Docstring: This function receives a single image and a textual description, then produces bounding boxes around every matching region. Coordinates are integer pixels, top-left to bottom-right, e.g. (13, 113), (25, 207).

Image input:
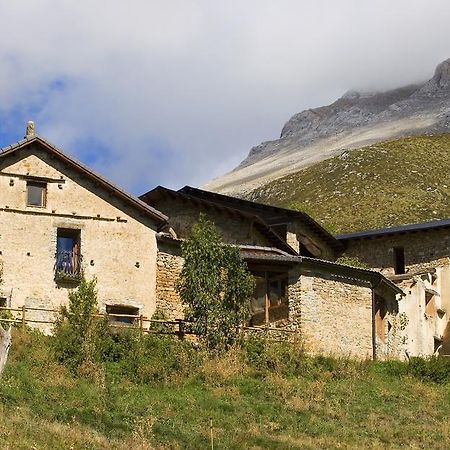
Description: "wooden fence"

(0, 305), (298, 338)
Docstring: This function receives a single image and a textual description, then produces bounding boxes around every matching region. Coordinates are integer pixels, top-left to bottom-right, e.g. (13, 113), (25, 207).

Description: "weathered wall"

(156, 242), (185, 320)
(150, 196), (271, 247)
(287, 223), (336, 261)
(394, 266), (450, 358)
(0, 146), (159, 332)
(296, 272), (373, 359)
(343, 230), (450, 276)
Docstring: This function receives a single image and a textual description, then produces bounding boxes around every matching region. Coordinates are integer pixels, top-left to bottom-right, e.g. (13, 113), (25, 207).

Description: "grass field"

(249, 134), (450, 233)
(1, 329), (450, 449)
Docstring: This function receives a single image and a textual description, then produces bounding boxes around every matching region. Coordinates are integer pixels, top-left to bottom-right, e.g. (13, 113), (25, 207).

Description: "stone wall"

(156, 242), (185, 320)
(343, 229), (450, 276)
(296, 272), (373, 359)
(150, 196), (272, 247)
(0, 145), (159, 333)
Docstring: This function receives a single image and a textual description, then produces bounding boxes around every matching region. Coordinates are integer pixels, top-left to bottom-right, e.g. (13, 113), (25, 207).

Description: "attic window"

(27, 181), (46, 207)
(393, 247), (405, 275)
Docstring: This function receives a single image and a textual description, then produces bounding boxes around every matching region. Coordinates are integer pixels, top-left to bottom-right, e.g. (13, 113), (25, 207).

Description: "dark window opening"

(250, 271), (288, 325)
(27, 181), (46, 207)
(393, 247), (405, 274)
(0, 297), (7, 308)
(106, 305), (139, 325)
(55, 228), (82, 280)
(299, 245), (315, 257)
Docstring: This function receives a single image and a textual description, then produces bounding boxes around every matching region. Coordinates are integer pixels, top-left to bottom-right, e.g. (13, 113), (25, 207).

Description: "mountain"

(204, 58), (450, 196)
(248, 134), (450, 233)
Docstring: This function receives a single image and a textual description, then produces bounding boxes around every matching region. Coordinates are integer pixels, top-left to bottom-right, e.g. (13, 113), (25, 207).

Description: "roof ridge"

(0, 135), (168, 224)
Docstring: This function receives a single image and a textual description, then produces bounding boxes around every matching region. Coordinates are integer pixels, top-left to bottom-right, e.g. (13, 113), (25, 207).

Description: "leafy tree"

(178, 214), (255, 351)
(53, 276), (110, 371)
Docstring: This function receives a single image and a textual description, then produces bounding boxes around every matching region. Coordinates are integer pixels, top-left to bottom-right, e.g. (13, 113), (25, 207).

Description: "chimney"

(25, 121), (35, 138)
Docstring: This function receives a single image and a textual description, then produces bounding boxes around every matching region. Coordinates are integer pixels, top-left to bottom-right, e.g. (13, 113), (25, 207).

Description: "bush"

(52, 277), (111, 372)
(407, 356), (450, 383)
(104, 331), (200, 384)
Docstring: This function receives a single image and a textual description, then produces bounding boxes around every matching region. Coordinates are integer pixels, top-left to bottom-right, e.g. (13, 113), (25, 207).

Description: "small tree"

(0, 262), (12, 377)
(53, 276), (110, 371)
(178, 214), (255, 350)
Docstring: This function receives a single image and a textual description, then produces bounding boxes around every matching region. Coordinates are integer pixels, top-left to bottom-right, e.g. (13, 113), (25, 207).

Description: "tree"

(0, 263), (11, 377)
(178, 214), (255, 350)
(53, 276), (110, 371)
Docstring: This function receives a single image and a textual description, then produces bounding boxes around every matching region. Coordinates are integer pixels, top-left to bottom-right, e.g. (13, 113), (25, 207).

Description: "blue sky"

(0, 1), (449, 196)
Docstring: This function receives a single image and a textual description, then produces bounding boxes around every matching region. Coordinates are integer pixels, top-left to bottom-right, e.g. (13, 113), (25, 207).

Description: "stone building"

(337, 220), (450, 357)
(140, 186), (403, 359)
(0, 128), (167, 332)
(2, 127), (444, 360)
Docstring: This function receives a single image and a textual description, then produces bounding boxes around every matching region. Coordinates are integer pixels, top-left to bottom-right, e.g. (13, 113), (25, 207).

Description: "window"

(393, 247), (405, 274)
(250, 271), (288, 325)
(27, 181), (46, 207)
(55, 228), (81, 281)
(106, 305), (139, 326)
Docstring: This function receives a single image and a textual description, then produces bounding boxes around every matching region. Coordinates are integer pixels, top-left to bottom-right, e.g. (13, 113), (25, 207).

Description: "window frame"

(26, 181), (47, 208)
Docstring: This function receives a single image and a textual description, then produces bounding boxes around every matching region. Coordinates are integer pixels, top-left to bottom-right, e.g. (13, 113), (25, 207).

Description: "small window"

(27, 181), (46, 207)
(393, 247), (405, 274)
(106, 305), (139, 326)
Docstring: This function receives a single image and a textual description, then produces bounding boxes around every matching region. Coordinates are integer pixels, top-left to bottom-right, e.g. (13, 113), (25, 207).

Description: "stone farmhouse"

(1, 125), (449, 359)
(0, 126), (167, 331)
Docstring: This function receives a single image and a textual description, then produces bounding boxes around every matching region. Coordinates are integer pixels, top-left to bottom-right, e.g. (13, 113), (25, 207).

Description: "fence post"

(139, 314), (144, 336)
(176, 319), (185, 340)
(21, 305), (26, 330)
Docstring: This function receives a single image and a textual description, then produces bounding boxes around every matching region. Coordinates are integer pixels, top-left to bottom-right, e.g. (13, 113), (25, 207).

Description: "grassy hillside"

(2, 329), (450, 449)
(249, 134), (450, 233)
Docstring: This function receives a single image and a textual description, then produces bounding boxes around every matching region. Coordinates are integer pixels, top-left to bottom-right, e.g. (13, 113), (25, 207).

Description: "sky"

(0, 1), (449, 195)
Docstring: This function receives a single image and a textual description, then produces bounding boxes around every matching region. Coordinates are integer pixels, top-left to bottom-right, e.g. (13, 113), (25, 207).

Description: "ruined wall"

(296, 272), (373, 359)
(150, 197), (271, 247)
(0, 147), (159, 332)
(156, 242), (185, 320)
(343, 229), (450, 276)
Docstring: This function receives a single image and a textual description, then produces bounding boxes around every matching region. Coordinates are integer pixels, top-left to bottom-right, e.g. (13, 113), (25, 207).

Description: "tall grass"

(1, 329), (450, 449)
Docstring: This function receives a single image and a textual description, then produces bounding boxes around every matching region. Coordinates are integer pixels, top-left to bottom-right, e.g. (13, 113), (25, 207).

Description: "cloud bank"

(0, 0), (449, 194)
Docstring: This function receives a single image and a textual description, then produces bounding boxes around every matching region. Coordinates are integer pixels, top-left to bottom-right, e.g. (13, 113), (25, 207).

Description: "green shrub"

(52, 277), (112, 372)
(104, 331), (200, 384)
(407, 356), (450, 383)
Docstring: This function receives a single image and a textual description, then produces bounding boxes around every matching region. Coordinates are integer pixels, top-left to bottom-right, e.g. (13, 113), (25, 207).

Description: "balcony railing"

(54, 250), (83, 282)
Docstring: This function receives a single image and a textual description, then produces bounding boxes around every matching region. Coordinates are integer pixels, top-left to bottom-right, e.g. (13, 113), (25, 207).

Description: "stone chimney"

(25, 121), (35, 138)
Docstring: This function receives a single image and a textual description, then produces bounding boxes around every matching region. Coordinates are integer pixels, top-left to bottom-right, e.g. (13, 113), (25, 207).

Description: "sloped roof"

(336, 218), (450, 241)
(178, 186), (343, 252)
(0, 136), (168, 225)
(140, 185), (298, 255)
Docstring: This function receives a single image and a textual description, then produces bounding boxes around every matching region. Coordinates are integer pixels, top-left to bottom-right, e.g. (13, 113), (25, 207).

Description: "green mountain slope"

(248, 134), (450, 233)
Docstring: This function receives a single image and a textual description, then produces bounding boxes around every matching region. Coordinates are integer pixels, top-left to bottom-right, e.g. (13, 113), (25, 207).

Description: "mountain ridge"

(205, 58), (450, 196)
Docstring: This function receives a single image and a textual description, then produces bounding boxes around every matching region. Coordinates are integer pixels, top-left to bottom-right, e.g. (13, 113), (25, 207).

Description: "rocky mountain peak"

(432, 58), (450, 87)
(204, 58), (450, 196)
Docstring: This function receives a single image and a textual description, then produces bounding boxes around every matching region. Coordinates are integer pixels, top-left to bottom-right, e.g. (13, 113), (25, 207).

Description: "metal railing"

(54, 251), (82, 282)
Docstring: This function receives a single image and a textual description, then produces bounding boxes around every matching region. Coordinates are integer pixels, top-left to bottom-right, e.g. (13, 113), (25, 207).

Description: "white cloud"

(0, 0), (449, 193)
